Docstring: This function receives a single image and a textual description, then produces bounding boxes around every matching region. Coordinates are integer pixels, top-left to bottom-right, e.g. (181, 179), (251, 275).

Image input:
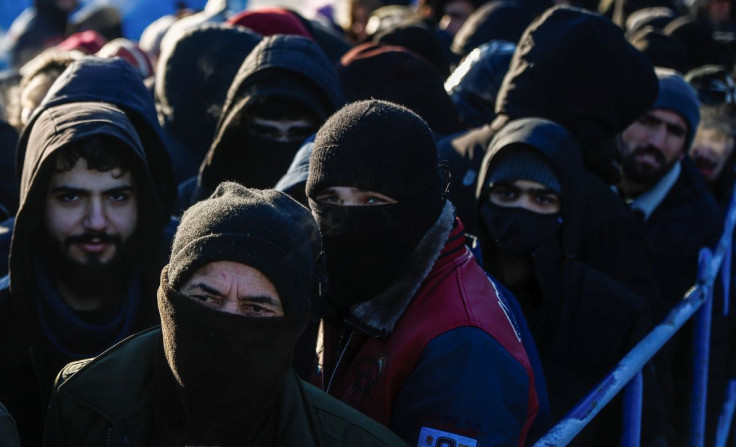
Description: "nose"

(82, 197), (108, 231)
(220, 296), (243, 316)
(647, 125), (667, 149)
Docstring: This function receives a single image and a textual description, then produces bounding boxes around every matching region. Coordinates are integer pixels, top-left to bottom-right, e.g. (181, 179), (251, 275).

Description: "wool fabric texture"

(306, 99), (443, 205)
(486, 146), (561, 194)
(167, 183), (321, 315)
(653, 67), (701, 148)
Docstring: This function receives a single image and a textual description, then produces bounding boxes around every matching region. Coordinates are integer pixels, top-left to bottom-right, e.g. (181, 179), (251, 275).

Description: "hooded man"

(307, 100), (539, 447)
(188, 34), (345, 206)
(0, 102), (165, 447)
(617, 68), (726, 445)
(438, 6), (663, 308)
(44, 183), (407, 447)
(476, 117), (665, 445)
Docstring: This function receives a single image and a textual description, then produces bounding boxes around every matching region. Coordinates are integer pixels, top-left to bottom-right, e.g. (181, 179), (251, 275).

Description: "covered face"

(306, 99), (446, 312)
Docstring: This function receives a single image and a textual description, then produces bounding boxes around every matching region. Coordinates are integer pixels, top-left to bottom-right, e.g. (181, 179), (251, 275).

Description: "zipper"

(326, 330), (354, 393)
(106, 427), (113, 447)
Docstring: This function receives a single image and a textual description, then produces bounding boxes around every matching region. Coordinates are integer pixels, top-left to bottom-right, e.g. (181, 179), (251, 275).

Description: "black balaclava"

(306, 100), (445, 314)
(159, 183), (320, 444)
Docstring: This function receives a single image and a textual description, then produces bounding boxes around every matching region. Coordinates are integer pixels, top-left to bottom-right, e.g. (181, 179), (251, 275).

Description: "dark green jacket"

(44, 328), (408, 447)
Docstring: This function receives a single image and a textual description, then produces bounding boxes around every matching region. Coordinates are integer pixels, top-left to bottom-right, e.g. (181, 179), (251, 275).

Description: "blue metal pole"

(689, 249), (715, 447)
(716, 380), (736, 447)
(621, 371), (643, 447)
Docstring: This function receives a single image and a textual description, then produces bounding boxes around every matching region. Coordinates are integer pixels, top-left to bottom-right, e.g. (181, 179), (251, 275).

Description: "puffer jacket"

(317, 203), (539, 447)
(44, 327), (408, 447)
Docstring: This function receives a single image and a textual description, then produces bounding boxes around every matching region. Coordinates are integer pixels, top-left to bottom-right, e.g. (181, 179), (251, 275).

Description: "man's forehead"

(649, 108), (688, 129)
(48, 157), (134, 189)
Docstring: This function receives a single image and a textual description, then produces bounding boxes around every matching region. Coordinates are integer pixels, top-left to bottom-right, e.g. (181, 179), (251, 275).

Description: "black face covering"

(310, 198), (439, 314)
(478, 202), (562, 258)
(157, 269), (309, 444)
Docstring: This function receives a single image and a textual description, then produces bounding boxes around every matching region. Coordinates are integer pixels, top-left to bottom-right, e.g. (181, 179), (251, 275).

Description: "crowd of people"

(0, 0), (735, 445)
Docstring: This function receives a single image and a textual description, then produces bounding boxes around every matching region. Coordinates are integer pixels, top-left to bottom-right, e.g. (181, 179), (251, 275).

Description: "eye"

(55, 192), (80, 203)
(639, 115), (659, 127)
(364, 195), (390, 205)
(534, 193), (560, 205)
(242, 303), (277, 317)
(315, 192), (342, 205)
(108, 192), (130, 202)
(191, 294), (222, 308)
(489, 185), (518, 202)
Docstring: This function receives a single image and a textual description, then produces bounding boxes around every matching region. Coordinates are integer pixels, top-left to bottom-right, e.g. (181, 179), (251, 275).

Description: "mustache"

(65, 232), (121, 247)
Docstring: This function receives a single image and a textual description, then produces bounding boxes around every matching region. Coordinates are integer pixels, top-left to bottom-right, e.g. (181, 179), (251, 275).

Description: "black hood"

(477, 117), (584, 257)
(197, 35), (345, 194)
(16, 56), (176, 221)
(10, 101), (163, 343)
(155, 23), (261, 183)
(495, 6), (658, 182)
(451, 0), (533, 59)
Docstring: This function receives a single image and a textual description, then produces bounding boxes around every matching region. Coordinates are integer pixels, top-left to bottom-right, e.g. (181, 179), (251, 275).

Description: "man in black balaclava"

(307, 99), (540, 447)
(189, 35), (345, 207)
(44, 182), (407, 446)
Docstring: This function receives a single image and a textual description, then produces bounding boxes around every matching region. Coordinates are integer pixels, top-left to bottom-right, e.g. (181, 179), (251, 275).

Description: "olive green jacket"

(44, 328), (407, 447)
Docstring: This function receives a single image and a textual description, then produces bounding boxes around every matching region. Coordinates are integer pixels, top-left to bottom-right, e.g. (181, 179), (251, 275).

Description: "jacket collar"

(349, 201), (458, 338)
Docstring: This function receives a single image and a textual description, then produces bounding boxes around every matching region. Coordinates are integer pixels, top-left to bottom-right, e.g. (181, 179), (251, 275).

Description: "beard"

(620, 144), (679, 187)
(40, 229), (139, 300)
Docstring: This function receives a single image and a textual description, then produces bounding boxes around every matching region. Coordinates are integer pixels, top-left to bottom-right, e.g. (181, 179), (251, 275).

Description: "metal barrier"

(533, 186), (736, 447)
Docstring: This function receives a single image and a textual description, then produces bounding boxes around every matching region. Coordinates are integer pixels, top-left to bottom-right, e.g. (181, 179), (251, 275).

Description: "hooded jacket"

(6, 0), (70, 69)
(476, 118), (665, 445)
(0, 102), (164, 447)
(437, 7), (663, 307)
(450, 0), (532, 59)
(155, 23), (262, 184)
(192, 35), (345, 203)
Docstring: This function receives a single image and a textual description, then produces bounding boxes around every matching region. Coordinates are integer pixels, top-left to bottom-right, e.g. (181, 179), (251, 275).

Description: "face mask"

(310, 199), (439, 314)
(479, 202), (562, 257)
(158, 269), (308, 441)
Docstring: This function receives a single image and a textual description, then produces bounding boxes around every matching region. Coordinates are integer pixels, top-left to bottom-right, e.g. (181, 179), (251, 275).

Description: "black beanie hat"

(486, 146), (561, 193)
(167, 183), (321, 315)
(451, 0), (533, 59)
(306, 99), (443, 205)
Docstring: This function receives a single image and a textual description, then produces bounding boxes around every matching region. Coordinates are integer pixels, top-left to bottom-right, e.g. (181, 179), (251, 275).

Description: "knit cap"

(167, 183), (321, 315)
(486, 146), (561, 193)
(653, 67), (700, 148)
(306, 99), (443, 206)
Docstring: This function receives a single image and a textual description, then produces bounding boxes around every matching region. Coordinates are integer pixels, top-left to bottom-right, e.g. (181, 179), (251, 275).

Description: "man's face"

(439, 0), (476, 36)
(180, 261), (284, 317)
(44, 157), (138, 266)
(690, 127), (735, 181)
(619, 109), (688, 186)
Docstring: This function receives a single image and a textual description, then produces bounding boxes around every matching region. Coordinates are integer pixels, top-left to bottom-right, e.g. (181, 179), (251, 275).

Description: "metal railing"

(534, 186), (736, 447)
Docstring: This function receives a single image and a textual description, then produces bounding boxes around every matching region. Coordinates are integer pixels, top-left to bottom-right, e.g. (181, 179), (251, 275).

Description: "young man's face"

(690, 127), (735, 181)
(180, 261), (284, 317)
(44, 157), (138, 266)
(619, 109), (688, 186)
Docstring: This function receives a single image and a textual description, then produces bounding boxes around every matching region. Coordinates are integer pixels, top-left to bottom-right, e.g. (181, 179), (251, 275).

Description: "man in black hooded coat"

(5, 0), (77, 69)
(186, 34), (345, 207)
(476, 117), (666, 445)
(438, 6), (664, 308)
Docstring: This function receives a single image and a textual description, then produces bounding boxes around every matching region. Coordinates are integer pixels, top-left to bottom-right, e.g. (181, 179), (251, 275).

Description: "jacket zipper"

(326, 330), (353, 393)
(106, 427), (113, 447)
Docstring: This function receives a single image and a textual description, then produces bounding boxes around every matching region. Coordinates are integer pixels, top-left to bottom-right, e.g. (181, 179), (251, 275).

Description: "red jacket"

(317, 211), (539, 446)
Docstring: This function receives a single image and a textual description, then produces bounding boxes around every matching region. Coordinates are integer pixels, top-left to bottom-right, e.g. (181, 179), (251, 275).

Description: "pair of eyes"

(489, 184), (560, 207)
(637, 115), (686, 139)
(247, 122), (316, 143)
(189, 294), (280, 317)
(52, 191), (134, 204)
(314, 192), (395, 206)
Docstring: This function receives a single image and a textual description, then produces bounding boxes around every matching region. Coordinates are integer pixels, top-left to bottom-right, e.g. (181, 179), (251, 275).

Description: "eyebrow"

(187, 283), (280, 306)
(49, 185), (135, 195)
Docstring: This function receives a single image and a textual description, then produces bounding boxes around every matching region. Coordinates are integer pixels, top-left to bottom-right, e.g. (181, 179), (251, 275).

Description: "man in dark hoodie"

(0, 56), (174, 446)
(476, 117), (665, 445)
(188, 34), (344, 206)
(5, 0), (78, 69)
(44, 183), (407, 447)
(307, 100), (539, 447)
(438, 6), (664, 308)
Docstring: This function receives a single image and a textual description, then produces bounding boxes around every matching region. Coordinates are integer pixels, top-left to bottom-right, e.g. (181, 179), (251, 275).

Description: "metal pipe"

(716, 380), (736, 447)
(621, 371), (643, 447)
(689, 249), (714, 447)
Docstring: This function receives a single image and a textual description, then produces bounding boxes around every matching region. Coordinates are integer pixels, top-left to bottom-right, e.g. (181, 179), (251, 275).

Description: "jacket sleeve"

(389, 326), (532, 447)
(0, 401), (21, 447)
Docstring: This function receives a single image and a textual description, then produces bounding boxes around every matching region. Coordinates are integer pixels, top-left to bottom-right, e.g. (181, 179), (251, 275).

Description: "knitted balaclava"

(159, 183), (320, 443)
(306, 100), (446, 313)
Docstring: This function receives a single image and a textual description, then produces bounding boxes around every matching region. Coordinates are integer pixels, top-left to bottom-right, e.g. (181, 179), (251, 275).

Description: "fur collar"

(349, 201), (456, 338)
